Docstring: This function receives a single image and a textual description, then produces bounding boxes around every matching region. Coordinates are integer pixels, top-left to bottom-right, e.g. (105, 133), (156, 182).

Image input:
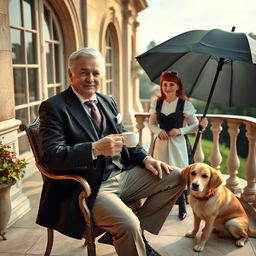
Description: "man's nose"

(85, 73), (94, 81)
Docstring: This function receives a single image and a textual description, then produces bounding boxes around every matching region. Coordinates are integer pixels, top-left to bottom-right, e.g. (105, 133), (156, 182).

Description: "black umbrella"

(136, 27), (256, 157)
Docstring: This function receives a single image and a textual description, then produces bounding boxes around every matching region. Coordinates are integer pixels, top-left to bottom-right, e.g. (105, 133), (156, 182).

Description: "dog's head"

(181, 163), (223, 196)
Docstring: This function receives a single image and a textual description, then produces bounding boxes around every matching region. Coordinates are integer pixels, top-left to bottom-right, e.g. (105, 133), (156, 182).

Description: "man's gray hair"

(68, 48), (105, 74)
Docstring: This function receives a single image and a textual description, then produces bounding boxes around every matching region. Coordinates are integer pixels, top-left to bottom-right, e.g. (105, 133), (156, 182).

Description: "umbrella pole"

(191, 57), (225, 159)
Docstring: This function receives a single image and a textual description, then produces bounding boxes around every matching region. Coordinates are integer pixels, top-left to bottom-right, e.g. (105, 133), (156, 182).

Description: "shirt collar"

(71, 85), (98, 104)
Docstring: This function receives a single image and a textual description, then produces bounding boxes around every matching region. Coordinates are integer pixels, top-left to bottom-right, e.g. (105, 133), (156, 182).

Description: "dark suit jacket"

(36, 86), (149, 239)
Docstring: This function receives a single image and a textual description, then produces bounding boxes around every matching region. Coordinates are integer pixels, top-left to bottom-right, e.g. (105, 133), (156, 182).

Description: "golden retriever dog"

(181, 162), (256, 252)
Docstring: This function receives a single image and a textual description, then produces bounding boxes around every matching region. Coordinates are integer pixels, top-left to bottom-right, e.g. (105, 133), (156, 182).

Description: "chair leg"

(84, 224), (96, 256)
(44, 228), (54, 256)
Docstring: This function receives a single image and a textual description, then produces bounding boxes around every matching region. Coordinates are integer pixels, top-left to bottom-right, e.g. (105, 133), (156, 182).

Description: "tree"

(147, 40), (156, 50)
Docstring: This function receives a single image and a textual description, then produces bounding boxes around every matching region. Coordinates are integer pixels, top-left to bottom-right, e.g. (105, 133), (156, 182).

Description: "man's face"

(68, 56), (102, 99)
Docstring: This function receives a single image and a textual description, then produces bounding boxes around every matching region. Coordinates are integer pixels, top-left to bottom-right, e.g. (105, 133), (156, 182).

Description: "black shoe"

(98, 231), (114, 245)
(142, 234), (161, 256)
(178, 193), (187, 220)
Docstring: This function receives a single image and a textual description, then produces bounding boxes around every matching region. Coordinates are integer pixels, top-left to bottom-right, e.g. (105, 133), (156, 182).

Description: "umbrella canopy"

(136, 28), (256, 157)
(136, 28), (256, 108)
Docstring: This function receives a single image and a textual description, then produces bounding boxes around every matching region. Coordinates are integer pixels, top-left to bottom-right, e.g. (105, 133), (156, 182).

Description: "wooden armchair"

(20, 117), (141, 256)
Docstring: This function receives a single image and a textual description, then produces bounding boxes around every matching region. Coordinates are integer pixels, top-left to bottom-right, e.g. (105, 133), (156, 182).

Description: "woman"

(148, 71), (207, 220)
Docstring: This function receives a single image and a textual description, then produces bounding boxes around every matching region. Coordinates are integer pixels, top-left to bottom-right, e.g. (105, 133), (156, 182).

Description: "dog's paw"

(236, 239), (245, 247)
(193, 244), (205, 252)
(185, 232), (196, 238)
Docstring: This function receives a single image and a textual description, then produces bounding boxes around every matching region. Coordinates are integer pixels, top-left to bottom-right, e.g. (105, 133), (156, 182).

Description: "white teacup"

(122, 132), (139, 148)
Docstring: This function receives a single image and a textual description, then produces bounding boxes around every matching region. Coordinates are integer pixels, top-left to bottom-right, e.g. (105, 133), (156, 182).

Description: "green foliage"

(139, 71), (154, 99)
(0, 144), (27, 185)
(189, 136), (246, 179)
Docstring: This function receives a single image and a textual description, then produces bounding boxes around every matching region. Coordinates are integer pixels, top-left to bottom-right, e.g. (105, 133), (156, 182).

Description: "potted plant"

(0, 143), (27, 240)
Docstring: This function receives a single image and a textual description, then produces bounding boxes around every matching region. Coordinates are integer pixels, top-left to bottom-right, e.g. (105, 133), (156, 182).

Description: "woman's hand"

(199, 117), (208, 131)
(158, 130), (169, 140)
(168, 128), (180, 137)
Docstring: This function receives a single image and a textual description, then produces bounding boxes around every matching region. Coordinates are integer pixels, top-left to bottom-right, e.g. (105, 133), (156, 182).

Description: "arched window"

(43, 3), (64, 97)
(105, 28), (114, 97)
(9, 0), (64, 154)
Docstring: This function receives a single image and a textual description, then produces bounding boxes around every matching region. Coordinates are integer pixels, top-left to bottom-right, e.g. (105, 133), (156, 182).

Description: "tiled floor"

(0, 172), (256, 256)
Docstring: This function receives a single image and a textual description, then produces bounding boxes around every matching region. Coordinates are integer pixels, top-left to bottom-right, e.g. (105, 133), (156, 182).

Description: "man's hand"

(92, 134), (123, 156)
(143, 157), (172, 179)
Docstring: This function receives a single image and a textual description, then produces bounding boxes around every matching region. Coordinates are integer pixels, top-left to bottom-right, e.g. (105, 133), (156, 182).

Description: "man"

(37, 48), (185, 256)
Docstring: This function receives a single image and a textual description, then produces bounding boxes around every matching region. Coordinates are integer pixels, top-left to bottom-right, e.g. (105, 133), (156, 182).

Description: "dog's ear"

(209, 168), (223, 189)
(181, 165), (191, 184)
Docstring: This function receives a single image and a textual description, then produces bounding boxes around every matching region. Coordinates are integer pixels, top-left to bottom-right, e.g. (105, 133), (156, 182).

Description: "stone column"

(0, 1), (30, 226)
(122, 4), (136, 131)
(132, 20), (143, 113)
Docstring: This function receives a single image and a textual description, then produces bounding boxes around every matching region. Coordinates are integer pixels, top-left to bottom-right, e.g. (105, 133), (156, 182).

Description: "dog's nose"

(192, 182), (199, 191)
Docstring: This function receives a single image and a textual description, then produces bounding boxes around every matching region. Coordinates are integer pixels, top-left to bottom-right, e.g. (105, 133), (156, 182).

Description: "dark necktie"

(84, 100), (102, 127)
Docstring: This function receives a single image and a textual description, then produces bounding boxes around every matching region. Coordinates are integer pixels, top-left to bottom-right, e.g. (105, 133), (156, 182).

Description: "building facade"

(0, 0), (147, 224)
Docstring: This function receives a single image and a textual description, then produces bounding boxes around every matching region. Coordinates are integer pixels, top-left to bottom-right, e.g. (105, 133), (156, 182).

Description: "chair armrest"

(36, 162), (93, 224)
(36, 162), (91, 198)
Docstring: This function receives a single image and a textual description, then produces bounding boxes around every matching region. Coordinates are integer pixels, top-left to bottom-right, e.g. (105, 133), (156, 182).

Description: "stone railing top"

(196, 114), (256, 124)
(135, 112), (256, 124)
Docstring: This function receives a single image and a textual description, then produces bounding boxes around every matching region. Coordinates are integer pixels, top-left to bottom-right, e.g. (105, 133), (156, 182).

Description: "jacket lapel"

(65, 87), (99, 141)
(97, 95), (120, 134)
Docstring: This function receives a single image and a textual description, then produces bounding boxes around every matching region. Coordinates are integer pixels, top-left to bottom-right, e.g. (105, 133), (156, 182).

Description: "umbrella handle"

(191, 125), (203, 159)
(191, 57), (225, 160)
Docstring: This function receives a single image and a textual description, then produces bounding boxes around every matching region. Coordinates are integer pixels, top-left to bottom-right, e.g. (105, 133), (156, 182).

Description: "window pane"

(56, 86), (62, 95)
(43, 6), (51, 40)
(47, 87), (55, 97)
(53, 22), (59, 40)
(30, 105), (39, 123)
(9, 0), (22, 27)
(18, 134), (30, 155)
(26, 32), (37, 64)
(28, 68), (39, 102)
(54, 44), (60, 82)
(45, 42), (53, 83)
(13, 68), (27, 105)
(16, 108), (28, 124)
(23, 0), (34, 29)
(11, 29), (25, 64)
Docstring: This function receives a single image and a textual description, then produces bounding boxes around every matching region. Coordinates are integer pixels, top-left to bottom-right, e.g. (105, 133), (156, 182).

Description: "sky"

(137, 0), (256, 54)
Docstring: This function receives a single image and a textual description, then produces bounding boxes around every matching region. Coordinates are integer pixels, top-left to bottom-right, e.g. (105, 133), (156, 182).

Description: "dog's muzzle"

(191, 182), (200, 191)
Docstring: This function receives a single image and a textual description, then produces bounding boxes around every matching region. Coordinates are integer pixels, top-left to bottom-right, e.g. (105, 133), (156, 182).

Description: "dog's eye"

(202, 174), (209, 178)
(191, 171), (196, 176)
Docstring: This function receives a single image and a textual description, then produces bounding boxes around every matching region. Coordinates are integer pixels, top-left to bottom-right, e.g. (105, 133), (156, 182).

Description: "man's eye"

(93, 72), (100, 77)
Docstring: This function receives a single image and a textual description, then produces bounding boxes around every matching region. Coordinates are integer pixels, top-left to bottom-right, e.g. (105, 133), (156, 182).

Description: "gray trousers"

(92, 166), (185, 256)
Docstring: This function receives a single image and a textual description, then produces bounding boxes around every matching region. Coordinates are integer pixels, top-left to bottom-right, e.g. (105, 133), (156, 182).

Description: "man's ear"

(67, 68), (72, 82)
(181, 165), (191, 184)
(209, 168), (223, 190)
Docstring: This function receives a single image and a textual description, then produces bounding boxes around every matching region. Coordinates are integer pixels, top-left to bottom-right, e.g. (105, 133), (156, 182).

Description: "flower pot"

(0, 182), (15, 240)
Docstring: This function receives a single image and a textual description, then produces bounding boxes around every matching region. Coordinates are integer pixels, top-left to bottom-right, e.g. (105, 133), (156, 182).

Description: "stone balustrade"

(134, 112), (256, 210)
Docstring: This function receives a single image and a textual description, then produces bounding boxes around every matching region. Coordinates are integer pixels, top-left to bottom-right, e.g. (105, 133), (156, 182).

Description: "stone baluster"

(148, 131), (155, 156)
(226, 120), (241, 193)
(242, 122), (256, 203)
(135, 114), (146, 145)
(210, 118), (223, 170)
(193, 132), (205, 163)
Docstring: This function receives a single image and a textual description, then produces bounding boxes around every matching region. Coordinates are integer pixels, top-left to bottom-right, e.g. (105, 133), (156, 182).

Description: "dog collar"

(192, 189), (217, 200)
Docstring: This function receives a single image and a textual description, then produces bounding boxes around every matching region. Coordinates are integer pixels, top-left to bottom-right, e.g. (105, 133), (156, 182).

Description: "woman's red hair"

(158, 71), (187, 101)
